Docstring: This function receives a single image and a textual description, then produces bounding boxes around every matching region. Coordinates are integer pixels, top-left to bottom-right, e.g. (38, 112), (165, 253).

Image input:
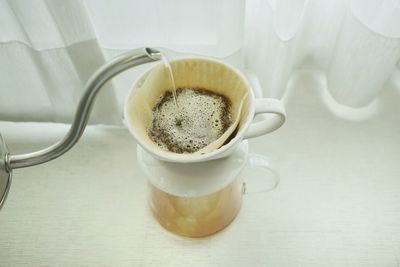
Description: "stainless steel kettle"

(0, 47), (162, 210)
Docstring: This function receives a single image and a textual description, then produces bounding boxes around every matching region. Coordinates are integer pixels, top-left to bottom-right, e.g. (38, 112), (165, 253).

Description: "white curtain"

(0, 0), (120, 124)
(1, 0), (399, 124)
(245, 0), (400, 108)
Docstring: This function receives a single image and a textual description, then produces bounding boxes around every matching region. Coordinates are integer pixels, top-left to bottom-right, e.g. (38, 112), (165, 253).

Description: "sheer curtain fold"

(1, 0), (400, 124)
(0, 0), (119, 124)
(245, 0), (400, 107)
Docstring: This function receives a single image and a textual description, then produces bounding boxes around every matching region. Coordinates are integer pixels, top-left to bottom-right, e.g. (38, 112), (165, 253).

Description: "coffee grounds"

(149, 88), (232, 153)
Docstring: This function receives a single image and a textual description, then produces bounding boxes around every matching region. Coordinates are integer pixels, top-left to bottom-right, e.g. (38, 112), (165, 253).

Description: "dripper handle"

(243, 98), (286, 139)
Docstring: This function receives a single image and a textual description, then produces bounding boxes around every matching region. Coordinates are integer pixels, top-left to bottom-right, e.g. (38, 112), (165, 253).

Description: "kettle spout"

(145, 47), (162, 61)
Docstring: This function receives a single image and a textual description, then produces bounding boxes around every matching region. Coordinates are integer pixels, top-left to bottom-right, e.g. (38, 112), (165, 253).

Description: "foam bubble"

(149, 88), (232, 153)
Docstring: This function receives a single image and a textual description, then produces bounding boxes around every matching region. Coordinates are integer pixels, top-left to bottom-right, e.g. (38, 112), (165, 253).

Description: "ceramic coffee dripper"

(125, 57), (286, 163)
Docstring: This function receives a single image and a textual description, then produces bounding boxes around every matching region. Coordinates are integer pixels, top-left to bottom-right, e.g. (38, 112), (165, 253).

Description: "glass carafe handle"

(242, 153), (279, 194)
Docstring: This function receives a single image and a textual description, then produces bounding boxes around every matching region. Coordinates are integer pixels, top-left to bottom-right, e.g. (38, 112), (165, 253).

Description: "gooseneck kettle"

(0, 47), (162, 210)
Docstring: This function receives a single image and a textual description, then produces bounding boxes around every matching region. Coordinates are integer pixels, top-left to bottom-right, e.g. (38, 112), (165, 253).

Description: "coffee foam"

(149, 88), (232, 153)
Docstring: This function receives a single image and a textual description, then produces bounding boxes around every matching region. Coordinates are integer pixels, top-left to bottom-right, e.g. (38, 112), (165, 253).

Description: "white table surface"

(1, 72), (400, 267)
